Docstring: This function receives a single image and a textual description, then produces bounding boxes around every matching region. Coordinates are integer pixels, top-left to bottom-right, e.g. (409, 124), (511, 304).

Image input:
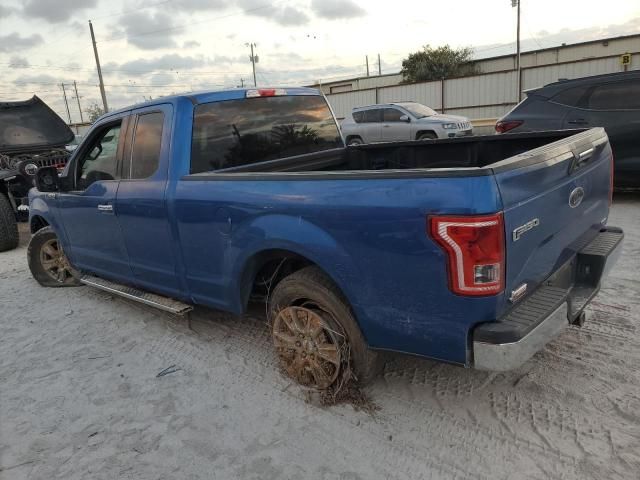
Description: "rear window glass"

(551, 86), (589, 107)
(586, 81), (640, 110)
(191, 95), (341, 173)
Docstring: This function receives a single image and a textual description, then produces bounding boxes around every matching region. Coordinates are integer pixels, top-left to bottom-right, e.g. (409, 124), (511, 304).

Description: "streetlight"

(512, 0), (521, 100)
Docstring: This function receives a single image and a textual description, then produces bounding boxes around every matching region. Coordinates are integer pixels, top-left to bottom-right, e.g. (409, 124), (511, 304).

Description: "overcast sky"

(1, 0), (638, 122)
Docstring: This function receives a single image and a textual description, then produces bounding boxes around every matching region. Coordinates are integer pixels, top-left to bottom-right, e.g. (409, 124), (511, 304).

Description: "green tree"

(85, 102), (105, 123)
(400, 45), (479, 83)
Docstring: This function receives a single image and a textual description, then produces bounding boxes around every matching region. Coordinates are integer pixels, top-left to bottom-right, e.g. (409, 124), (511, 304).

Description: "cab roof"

(101, 87), (321, 120)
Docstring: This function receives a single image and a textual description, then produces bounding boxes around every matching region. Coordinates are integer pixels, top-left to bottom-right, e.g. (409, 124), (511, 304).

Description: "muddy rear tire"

(28, 226), (81, 287)
(268, 266), (382, 389)
(0, 193), (19, 252)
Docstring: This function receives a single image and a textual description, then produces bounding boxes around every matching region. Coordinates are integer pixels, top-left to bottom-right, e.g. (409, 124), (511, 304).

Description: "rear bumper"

(473, 227), (624, 371)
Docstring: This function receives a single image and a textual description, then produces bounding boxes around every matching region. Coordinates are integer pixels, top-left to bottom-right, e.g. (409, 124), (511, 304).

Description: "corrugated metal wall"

(327, 58), (639, 120)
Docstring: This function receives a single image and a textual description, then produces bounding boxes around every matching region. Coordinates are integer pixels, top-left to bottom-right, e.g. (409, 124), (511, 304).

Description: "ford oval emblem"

(569, 187), (585, 208)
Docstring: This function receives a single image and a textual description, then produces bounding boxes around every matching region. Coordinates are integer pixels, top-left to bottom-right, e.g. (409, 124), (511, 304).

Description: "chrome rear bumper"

(473, 227), (623, 371)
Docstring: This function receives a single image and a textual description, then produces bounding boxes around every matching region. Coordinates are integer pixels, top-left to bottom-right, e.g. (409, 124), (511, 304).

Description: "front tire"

(417, 132), (437, 140)
(0, 193), (19, 252)
(346, 137), (364, 146)
(28, 226), (81, 287)
(268, 266), (382, 390)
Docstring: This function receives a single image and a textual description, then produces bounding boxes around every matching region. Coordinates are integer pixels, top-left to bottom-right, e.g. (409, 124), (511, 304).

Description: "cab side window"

(77, 122), (122, 190)
(127, 112), (164, 179)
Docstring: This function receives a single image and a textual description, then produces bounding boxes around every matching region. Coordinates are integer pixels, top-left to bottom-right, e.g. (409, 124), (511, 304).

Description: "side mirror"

(35, 167), (61, 192)
(399, 115), (410, 123)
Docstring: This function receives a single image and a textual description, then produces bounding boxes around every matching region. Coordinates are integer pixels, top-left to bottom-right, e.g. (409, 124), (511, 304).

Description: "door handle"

(382, 124), (391, 128)
(568, 118), (588, 125)
(97, 204), (113, 213)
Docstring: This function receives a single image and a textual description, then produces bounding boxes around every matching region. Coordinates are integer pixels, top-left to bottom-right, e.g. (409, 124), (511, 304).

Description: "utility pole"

(365, 55), (370, 77)
(60, 83), (71, 124)
(246, 43), (258, 87)
(89, 20), (109, 112)
(377, 53), (382, 75)
(512, 0), (521, 100)
(73, 81), (84, 123)
(239, 77), (245, 88)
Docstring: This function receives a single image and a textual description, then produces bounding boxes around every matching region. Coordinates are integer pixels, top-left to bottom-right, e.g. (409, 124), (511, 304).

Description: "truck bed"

(192, 129), (588, 177)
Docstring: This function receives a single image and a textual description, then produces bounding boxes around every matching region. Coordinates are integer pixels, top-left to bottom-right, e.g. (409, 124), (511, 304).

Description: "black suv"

(496, 70), (640, 187)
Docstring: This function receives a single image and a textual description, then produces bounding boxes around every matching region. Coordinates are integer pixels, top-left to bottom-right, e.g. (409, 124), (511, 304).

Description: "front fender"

(229, 214), (363, 313)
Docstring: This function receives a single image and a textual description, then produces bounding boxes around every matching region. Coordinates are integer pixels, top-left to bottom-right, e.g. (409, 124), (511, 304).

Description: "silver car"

(340, 102), (473, 145)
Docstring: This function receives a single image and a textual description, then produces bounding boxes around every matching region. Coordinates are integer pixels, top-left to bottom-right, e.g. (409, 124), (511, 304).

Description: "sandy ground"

(1, 195), (639, 480)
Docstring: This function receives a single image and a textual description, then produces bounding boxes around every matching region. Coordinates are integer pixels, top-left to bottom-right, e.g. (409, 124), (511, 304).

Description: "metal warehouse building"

(311, 34), (640, 124)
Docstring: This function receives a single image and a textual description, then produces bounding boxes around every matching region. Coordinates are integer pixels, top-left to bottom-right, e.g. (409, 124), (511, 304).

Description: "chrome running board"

(80, 275), (193, 316)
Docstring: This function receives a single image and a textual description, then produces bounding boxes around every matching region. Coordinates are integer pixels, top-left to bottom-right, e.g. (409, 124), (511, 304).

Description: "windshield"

(400, 103), (437, 119)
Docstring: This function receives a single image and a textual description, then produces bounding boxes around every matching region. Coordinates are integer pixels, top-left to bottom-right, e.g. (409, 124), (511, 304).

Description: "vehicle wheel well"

(30, 215), (49, 234)
(345, 135), (363, 143)
(416, 130), (437, 139)
(241, 249), (318, 309)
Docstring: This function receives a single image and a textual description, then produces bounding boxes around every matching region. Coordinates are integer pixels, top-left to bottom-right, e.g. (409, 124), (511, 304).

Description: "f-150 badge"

(513, 218), (539, 241)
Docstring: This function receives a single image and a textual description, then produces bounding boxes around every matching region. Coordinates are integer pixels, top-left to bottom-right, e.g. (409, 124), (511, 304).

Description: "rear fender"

(230, 214), (363, 315)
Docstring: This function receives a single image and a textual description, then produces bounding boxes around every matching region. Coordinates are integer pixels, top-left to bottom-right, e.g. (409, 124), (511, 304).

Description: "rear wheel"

(417, 132), (437, 140)
(268, 266), (382, 390)
(0, 193), (19, 252)
(28, 226), (81, 287)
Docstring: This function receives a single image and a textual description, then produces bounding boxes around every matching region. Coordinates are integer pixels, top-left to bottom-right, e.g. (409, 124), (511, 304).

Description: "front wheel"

(268, 266), (382, 390)
(417, 132), (437, 140)
(346, 137), (364, 146)
(28, 226), (81, 287)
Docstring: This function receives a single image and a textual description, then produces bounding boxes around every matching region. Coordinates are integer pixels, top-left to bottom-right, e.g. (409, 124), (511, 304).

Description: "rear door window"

(127, 112), (164, 179)
(191, 95), (341, 173)
(362, 109), (382, 123)
(586, 80), (640, 110)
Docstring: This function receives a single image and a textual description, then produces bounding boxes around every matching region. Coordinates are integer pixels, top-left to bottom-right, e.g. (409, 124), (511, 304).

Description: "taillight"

(429, 213), (505, 296)
(609, 153), (614, 207)
(495, 120), (523, 133)
(246, 88), (287, 98)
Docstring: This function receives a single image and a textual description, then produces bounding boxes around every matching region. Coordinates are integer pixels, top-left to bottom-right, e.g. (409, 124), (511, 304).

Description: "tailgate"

(492, 128), (612, 300)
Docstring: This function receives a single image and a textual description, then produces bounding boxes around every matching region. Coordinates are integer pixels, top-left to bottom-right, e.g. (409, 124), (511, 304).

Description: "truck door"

(57, 117), (133, 281)
(115, 105), (184, 298)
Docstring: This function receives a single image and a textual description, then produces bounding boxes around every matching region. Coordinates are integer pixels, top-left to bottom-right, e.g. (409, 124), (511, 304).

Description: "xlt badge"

(513, 218), (539, 242)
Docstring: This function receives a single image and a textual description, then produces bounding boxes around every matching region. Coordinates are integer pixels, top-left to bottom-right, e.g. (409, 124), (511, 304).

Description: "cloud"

(14, 73), (60, 85)
(0, 5), (16, 18)
(169, 0), (226, 10)
(474, 17), (640, 59)
(9, 56), (30, 68)
(311, 0), (365, 20)
(103, 54), (210, 75)
(0, 33), (44, 52)
(118, 11), (182, 50)
(238, 0), (309, 26)
(183, 40), (201, 48)
(22, 0), (98, 23)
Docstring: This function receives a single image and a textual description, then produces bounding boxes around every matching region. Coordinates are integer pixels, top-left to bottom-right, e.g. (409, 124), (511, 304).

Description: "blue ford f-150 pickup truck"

(27, 87), (623, 390)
